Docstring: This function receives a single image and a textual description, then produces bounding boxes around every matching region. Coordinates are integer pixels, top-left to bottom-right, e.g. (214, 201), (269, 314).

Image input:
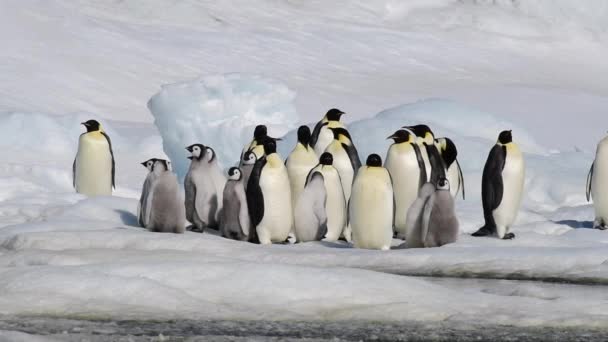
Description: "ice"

(147, 74), (299, 179)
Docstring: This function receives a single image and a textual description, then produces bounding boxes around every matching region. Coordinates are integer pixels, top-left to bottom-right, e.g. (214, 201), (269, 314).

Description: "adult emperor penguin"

(138, 158), (161, 228)
(324, 127), (361, 201)
(310, 108), (346, 156)
(303, 152), (347, 242)
(146, 159), (185, 234)
(472, 130), (525, 239)
(73, 119), (115, 196)
(242, 125), (267, 159)
(239, 151), (256, 192)
(184, 144), (220, 232)
(294, 172), (327, 242)
(385, 129), (427, 239)
(586, 134), (608, 230)
(349, 154), (394, 250)
(286, 125), (318, 209)
(404, 178), (459, 248)
(403, 124), (446, 185)
(246, 140), (293, 244)
(220, 167), (251, 241)
(436, 137), (465, 200)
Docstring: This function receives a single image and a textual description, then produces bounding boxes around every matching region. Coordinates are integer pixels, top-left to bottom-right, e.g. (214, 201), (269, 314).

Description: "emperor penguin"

(404, 178), (459, 248)
(436, 137), (465, 200)
(472, 130), (525, 240)
(385, 129), (427, 239)
(324, 127), (361, 201)
(73, 119), (115, 196)
(220, 167), (251, 241)
(242, 125), (267, 159)
(286, 125), (318, 209)
(138, 158), (160, 228)
(303, 152), (347, 242)
(239, 151), (257, 192)
(310, 108), (346, 156)
(586, 134), (608, 230)
(349, 154), (394, 250)
(403, 124), (446, 185)
(146, 159), (185, 234)
(205, 146), (228, 223)
(246, 140), (293, 244)
(184, 144), (220, 232)
(294, 171), (328, 242)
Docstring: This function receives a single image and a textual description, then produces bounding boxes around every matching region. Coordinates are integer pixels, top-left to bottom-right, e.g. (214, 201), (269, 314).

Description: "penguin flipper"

(426, 144), (446, 185)
(412, 143), (427, 187)
(101, 132), (116, 189)
(342, 143), (362, 174)
(246, 156), (266, 243)
(237, 185), (251, 238)
(456, 158), (465, 200)
(72, 158), (76, 189)
(586, 162), (594, 202)
(310, 120), (326, 148)
(480, 145), (506, 232)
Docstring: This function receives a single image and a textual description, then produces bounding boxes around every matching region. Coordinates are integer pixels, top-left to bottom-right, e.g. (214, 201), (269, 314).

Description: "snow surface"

(1, 0), (608, 331)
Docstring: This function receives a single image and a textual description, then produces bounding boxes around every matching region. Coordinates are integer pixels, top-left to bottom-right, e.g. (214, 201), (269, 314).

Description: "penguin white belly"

(385, 144), (420, 238)
(287, 149), (318, 208)
(350, 169), (393, 250)
(258, 166), (293, 243)
(446, 164), (461, 198)
(591, 147), (608, 223)
(75, 135), (113, 196)
(326, 145), (354, 201)
(492, 151), (525, 237)
(314, 127), (334, 156)
(322, 168), (347, 241)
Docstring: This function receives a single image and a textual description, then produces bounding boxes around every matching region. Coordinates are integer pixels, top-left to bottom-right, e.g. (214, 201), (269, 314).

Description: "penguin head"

(325, 108), (345, 121)
(366, 154), (382, 167)
(153, 159), (170, 172)
(242, 151), (257, 165)
(297, 125), (312, 147)
(228, 167), (242, 181)
(387, 129), (413, 144)
(205, 146), (216, 163)
(436, 137), (457, 168)
(81, 119), (102, 133)
(329, 127), (352, 144)
(436, 177), (450, 191)
(141, 159), (156, 171)
(319, 152), (333, 166)
(498, 130), (513, 145)
(253, 125), (268, 140)
(186, 144), (206, 160)
(263, 140), (277, 155)
(403, 125), (434, 143)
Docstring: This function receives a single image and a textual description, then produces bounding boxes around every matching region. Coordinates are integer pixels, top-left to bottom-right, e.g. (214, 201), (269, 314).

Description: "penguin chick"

(294, 171), (328, 242)
(220, 167), (251, 241)
(147, 160), (185, 234)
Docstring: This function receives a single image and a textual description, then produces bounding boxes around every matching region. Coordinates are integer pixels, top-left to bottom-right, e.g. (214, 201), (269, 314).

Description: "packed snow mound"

(148, 74), (299, 179)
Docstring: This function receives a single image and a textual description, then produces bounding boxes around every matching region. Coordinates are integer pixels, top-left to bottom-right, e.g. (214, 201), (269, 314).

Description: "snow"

(1, 0), (608, 334)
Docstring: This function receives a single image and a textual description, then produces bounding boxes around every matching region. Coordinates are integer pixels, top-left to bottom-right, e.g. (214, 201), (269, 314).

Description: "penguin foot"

(596, 225), (607, 231)
(502, 233), (516, 240)
(471, 226), (493, 237)
(286, 233), (297, 244)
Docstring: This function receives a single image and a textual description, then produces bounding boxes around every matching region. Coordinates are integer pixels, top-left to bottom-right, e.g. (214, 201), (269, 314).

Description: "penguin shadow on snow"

(553, 220), (595, 229)
(114, 209), (139, 227)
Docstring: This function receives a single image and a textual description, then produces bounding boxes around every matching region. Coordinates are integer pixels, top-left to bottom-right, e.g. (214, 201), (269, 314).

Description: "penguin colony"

(73, 113), (608, 250)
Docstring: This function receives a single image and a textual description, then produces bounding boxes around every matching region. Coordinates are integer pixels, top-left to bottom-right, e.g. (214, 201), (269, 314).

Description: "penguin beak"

(386, 134), (396, 140)
(185, 146), (193, 152)
(141, 162), (147, 167)
(187, 156), (193, 160)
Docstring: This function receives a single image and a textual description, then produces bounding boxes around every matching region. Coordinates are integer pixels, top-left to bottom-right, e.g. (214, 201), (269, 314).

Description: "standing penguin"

(436, 137), (465, 200)
(239, 151), (257, 192)
(303, 152), (347, 242)
(586, 134), (608, 230)
(310, 108), (346, 156)
(349, 154), (394, 250)
(184, 144), (220, 232)
(146, 159), (185, 234)
(138, 158), (160, 228)
(294, 172), (327, 242)
(286, 126), (318, 209)
(73, 119), (115, 196)
(385, 129), (427, 239)
(324, 127), (361, 201)
(404, 178), (459, 248)
(220, 167), (251, 241)
(206, 146), (227, 224)
(403, 125), (446, 185)
(246, 140), (293, 244)
(472, 130), (525, 239)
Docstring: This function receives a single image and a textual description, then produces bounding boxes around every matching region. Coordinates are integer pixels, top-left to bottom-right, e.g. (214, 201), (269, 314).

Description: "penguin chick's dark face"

(141, 159), (155, 171)
(82, 119), (101, 132)
(228, 167), (242, 180)
(320, 152), (333, 165)
(297, 125), (312, 146)
(186, 144), (206, 160)
(404, 125), (434, 139)
(366, 154), (382, 167)
(498, 130), (513, 145)
(263, 140), (277, 155)
(253, 125), (267, 139)
(437, 177), (450, 191)
(326, 108), (345, 121)
(387, 129), (412, 143)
